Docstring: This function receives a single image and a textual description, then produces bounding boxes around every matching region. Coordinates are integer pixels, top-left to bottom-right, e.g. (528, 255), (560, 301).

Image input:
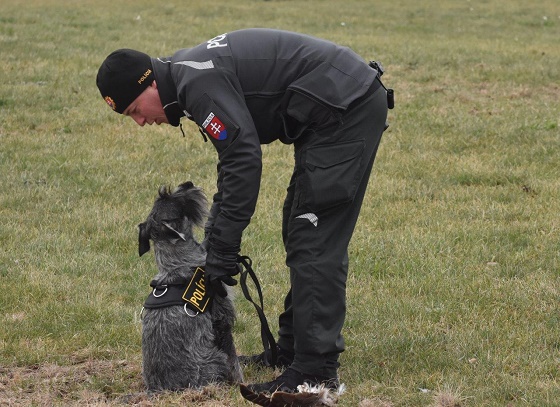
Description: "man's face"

(123, 81), (168, 126)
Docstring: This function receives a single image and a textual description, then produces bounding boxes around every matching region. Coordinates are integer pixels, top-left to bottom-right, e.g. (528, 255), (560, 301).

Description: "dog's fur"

(138, 181), (243, 391)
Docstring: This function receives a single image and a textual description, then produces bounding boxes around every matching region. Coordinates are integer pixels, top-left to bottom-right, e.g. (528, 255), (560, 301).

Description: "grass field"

(1, 0), (559, 405)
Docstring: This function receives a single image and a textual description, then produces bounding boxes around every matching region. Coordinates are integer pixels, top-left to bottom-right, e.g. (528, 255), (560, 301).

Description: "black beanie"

(96, 49), (155, 114)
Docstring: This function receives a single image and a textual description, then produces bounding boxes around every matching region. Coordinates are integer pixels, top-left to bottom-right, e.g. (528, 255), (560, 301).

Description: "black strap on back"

(369, 60), (394, 109)
(237, 255), (278, 368)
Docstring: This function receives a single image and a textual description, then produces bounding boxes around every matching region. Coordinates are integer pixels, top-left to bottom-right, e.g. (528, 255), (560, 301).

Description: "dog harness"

(141, 256), (278, 366)
(143, 267), (211, 316)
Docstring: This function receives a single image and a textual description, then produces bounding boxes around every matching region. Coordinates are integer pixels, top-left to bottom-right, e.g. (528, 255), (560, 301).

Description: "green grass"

(1, 0), (559, 405)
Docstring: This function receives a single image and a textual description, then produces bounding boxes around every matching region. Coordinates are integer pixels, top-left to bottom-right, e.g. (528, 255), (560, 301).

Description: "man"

(97, 28), (391, 399)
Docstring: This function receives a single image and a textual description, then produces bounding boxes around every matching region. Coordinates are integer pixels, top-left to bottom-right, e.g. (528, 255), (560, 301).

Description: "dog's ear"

(138, 222), (151, 256)
(172, 183), (208, 228)
(176, 181), (194, 191)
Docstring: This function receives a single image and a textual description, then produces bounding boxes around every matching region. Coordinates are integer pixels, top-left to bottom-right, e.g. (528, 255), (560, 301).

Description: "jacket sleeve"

(177, 67), (263, 251)
(204, 162), (223, 240)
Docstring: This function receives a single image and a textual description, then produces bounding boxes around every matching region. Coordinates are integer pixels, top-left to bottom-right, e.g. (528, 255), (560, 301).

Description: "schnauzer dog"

(138, 181), (243, 391)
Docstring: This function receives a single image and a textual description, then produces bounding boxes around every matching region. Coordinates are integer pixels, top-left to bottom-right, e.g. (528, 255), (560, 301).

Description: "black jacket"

(151, 29), (378, 251)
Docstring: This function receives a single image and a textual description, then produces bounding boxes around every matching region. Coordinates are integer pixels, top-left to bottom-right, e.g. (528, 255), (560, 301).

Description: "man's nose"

(132, 115), (146, 126)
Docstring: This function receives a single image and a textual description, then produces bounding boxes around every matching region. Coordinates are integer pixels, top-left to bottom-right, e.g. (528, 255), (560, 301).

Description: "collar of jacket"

(151, 56), (185, 127)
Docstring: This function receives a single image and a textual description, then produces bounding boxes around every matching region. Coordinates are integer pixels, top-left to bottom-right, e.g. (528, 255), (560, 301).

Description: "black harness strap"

(237, 255), (278, 368)
(144, 282), (190, 309)
(143, 267), (211, 314)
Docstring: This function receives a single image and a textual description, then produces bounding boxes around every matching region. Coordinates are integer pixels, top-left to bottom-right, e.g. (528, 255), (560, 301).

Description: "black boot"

(246, 367), (339, 395)
(239, 346), (294, 369)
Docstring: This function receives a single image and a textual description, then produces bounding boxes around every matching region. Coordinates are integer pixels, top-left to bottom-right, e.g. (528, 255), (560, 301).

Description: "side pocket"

(280, 90), (340, 143)
(302, 140), (365, 211)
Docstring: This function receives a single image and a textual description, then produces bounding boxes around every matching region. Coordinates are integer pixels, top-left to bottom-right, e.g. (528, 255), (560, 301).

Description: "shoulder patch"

(202, 112), (228, 140)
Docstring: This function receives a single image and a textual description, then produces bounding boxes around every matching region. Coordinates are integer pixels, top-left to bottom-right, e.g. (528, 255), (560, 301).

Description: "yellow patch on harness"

(182, 267), (210, 312)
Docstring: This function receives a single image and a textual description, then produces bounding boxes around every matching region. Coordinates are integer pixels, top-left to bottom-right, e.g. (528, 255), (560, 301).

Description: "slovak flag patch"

(202, 112), (227, 140)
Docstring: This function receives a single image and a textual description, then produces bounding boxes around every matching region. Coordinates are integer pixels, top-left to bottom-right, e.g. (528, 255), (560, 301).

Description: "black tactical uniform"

(151, 28), (389, 377)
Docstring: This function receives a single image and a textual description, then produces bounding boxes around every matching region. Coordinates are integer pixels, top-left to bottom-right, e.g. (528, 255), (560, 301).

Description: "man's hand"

(204, 245), (240, 297)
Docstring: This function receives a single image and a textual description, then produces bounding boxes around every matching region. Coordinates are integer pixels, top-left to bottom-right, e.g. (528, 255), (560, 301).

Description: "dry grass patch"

(0, 360), (238, 406)
(1, 359), (141, 406)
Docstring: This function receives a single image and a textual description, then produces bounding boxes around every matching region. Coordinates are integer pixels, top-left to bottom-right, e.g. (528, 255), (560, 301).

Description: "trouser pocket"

(301, 139), (365, 212)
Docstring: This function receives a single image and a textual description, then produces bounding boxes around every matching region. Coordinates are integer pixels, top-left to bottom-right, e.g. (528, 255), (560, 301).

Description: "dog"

(138, 181), (243, 391)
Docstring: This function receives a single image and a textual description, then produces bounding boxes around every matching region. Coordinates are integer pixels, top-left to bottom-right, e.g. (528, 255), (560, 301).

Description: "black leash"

(237, 255), (278, 368)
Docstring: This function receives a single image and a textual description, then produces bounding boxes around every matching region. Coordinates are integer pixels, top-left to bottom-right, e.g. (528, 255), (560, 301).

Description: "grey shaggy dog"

(138, 181), (243, 392)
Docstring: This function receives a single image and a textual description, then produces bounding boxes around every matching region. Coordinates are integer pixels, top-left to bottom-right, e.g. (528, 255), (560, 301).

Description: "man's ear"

(151, 80), (157, 89)
(138, 223), (151, 256)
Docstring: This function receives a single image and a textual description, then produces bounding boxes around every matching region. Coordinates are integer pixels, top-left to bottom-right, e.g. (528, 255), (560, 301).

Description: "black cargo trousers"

(277, 79), (388, 377)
